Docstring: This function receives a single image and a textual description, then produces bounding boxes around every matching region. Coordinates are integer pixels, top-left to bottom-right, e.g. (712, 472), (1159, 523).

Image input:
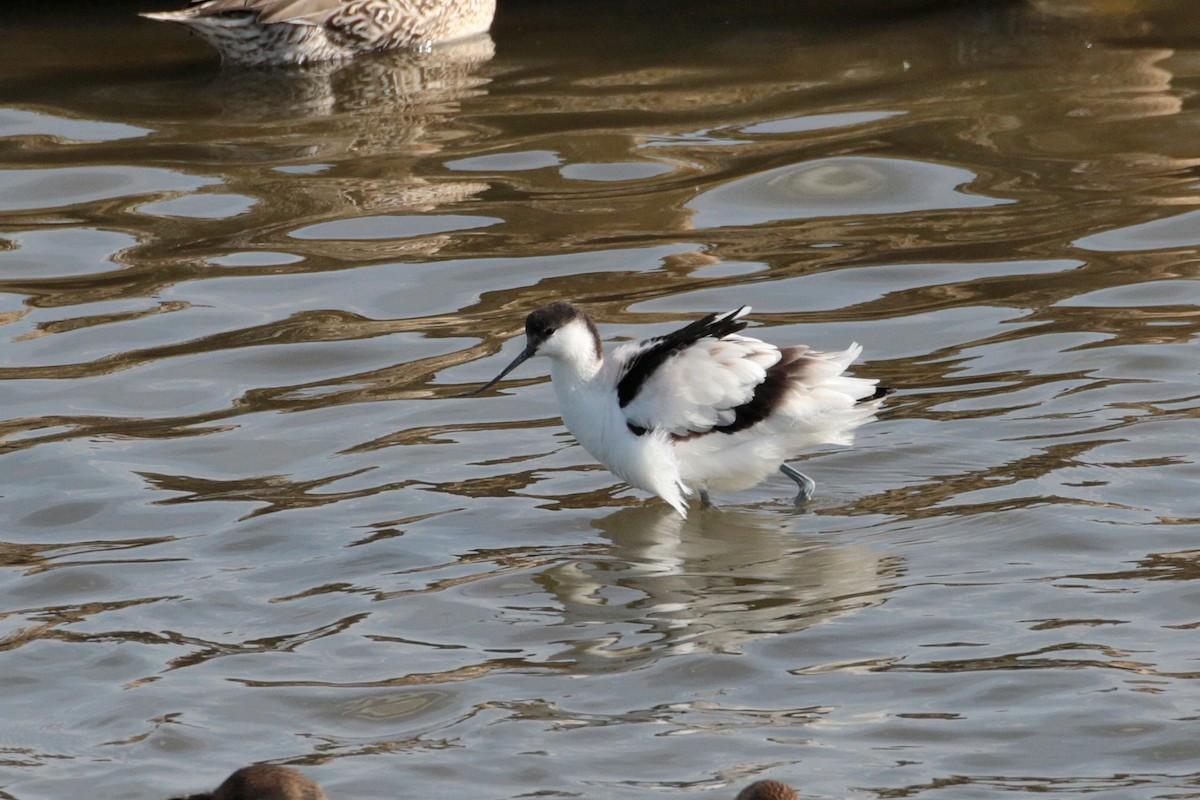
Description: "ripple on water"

(0, 107), (151, 142)
(1074, 208), (1200, 251)
(560, 161), (675, 182)
(139, 192), (259, 219)
(738, 110), (906, 136)
(0, 228), (141, 279)
(446, 150), (564, 172)
(0, 166), (217, 212)
(1055, 279), (1200, 308)
(290, 213), (502, 240)
(686, 156), (1011, 229)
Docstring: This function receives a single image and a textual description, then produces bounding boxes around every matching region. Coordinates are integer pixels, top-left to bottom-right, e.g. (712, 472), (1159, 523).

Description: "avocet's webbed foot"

(780, 463), (816, 504)
(699, 489), (714, 507)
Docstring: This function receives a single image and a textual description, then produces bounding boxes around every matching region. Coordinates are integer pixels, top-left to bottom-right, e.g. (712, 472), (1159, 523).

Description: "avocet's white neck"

(548, 352), (602, 391)
(546, 331), (612, 474)
(540, 320), (604, 388)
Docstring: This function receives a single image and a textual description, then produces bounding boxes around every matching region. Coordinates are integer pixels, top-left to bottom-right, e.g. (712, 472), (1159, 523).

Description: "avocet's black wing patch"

(614, 308), (792, 438)
(702, 346), (808, 436)
(858, 385), (896, 404)
(616, 307), (750, 408)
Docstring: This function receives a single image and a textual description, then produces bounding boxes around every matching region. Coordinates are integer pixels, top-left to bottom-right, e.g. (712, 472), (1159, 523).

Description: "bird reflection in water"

(536, 503), (900, 669)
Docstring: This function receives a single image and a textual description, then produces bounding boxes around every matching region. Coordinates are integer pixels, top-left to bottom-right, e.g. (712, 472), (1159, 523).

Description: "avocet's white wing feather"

(611, 308), (783, 437)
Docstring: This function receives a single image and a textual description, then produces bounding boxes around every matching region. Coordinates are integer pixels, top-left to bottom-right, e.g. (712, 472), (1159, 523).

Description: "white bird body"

(472, 302), (890, 518)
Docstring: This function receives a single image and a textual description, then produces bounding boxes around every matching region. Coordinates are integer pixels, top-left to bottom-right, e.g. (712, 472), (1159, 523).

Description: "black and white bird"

(472, 302), (891, 517)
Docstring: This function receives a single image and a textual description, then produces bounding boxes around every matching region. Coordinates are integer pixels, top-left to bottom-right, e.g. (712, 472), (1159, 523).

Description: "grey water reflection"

(541, 506), (899, 669)
(4, 1), (1200, 800)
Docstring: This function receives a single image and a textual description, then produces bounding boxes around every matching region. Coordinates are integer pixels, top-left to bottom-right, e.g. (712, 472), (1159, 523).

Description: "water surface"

(3, 1), (1200, 798)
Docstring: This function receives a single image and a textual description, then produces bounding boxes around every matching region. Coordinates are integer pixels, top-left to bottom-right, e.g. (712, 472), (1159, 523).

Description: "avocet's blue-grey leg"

(780, 463), (815, 504)
(699, 489), (714, 507)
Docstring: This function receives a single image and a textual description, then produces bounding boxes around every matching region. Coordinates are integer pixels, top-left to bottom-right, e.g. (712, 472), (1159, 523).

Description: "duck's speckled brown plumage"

(143, 0), (495, 66)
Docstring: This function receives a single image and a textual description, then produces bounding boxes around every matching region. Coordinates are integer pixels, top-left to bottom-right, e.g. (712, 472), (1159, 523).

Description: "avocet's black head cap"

(524, 301), (583, 344)
(525, 301), (601, 359)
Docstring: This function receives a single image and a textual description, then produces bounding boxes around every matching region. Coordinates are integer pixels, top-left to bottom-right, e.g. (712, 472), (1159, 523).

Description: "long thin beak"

(464, 343), (536, 396)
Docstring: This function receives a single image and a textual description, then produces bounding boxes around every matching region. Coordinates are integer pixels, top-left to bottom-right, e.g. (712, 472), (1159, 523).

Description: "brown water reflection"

(3, 1), (1200, 800)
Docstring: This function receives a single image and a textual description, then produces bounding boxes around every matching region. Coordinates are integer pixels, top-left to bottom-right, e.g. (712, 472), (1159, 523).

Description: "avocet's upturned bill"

(470, 302), (892, 517)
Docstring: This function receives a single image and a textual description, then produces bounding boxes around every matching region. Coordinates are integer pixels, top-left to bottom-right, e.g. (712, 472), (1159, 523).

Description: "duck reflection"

(173, 36), (497, 259)
(0, 34), (497, 314)
(204, 34), (494, 122)
(535, 504), (900, 669)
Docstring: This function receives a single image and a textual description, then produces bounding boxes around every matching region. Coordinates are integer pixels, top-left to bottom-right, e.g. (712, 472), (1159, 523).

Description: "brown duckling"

(736, 779), (800, 800)
(172, 764), (327, 800)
